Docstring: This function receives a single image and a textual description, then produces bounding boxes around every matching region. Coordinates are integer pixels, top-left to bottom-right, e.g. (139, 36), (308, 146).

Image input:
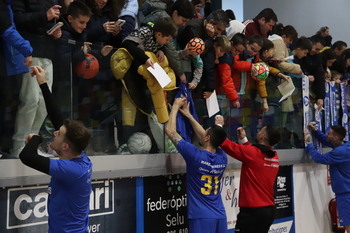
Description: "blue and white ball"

(127, 132), (152, 154)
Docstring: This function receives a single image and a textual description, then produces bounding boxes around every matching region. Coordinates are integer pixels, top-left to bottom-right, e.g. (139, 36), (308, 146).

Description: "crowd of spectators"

(0, 0), (349, 157)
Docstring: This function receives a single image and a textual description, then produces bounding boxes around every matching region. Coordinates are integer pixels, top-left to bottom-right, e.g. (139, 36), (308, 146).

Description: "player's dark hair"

(261, 38), (274, 52)
(207, 9), (230, 27)
(169, 0), (194, 19)
(309, 35), (326, 47)
(249, 34), (264, 47)
(265, 125), (280, 146)
(225, 9), (236, 20)
(332, 41), (347, 51)
(67, 0), (92, 18)
(331, 125), (346, 141)
(191, 0), (204, 6)
(294, 36), (312, 51)
(207, 125), (227, 148)
(273, 24), (298, 41)
(153, 17), (178, 37)
(231, 33), (247, 47)
(321, 48), (335, 70)
(255, 8), (278, 22)
(64, 119), (91, 154)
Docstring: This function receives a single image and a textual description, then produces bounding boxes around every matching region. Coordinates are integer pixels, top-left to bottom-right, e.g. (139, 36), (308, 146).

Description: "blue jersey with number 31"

(177, 140), (227, 219)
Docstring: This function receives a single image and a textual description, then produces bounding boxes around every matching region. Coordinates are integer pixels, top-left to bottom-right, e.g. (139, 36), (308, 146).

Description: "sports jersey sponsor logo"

(6, 180), (114, 229)
(199, 160), (226, 174)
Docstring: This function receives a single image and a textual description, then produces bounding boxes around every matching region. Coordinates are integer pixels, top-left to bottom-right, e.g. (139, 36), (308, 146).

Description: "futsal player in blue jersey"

(19, 66), (92, 233)
(165, 97), (228, 233)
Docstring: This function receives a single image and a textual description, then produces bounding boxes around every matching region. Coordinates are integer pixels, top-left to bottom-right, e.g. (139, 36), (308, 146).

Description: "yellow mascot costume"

(110, 48), (177, 125)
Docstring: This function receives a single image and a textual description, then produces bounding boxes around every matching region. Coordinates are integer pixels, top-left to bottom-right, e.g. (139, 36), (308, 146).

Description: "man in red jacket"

(215, 115), (280, 233)
(243, 8), (278, 39)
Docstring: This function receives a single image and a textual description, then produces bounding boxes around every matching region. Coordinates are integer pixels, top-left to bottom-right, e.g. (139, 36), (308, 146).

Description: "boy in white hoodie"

(268, 24), (301, 74)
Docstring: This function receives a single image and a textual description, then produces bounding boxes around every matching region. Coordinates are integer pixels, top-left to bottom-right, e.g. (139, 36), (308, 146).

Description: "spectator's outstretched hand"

(23, 56), (33, 66)
(145, 58), (154, 69)
(205, 22), (215, 37)
(25, 133), (38, 144)
(237, 127), (246, 140)
(232, 100), (240, 108)
(188, 82), (196, 89)
(101, 45), (113, 56)
(215, 115), (224, 126)
(156, 50), (165, 63)
(251, 64), (258, 76)
(83, 42), (92, 54)
(308, 75), (315, 82)
(103, 21), (121, 36)
(304, 128), (312, 145)
(47, 5), (61, 21)
(203, 91), (212, 99)
(51, 27), (62, 39)
(30, 66), (46, 85)
(280, 74), (291, 82)
(308, 121), (318, 131)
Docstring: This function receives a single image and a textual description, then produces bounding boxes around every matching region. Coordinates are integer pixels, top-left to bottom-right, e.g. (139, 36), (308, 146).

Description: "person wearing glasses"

(230, 35), (269, 113)
(216, 33), (247, 111)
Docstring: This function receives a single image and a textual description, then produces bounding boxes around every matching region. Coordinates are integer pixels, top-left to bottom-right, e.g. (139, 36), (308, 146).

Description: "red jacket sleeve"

(217, 63), (239, 102)
(232, 55), (253, 71)
(220, 138), (256, 163)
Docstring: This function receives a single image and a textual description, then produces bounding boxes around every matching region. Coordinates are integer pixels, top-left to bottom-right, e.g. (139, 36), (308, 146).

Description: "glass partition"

(1, 39), (311, 158)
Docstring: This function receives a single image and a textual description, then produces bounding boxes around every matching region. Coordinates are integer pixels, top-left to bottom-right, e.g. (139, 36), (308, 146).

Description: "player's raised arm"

(178, 100), (206, 140)
(165, 97), (186, 146)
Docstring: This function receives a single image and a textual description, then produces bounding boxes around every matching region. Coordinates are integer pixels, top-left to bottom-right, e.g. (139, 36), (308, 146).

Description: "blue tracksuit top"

(306, 130), (350, 195)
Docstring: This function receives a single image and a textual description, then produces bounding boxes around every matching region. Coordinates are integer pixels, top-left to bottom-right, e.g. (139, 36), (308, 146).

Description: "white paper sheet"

(284, 55), (294, 61)
(147, 63), (171, 88)
(278, 79), (295, 102)
(206, 90), (220, 118)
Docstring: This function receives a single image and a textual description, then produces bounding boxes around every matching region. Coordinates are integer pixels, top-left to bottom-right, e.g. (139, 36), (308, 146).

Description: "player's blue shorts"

(189, 218), (227, 233)
(336, 194), (350, 226)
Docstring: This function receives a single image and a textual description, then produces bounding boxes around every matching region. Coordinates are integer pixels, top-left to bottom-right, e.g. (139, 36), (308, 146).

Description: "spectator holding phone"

(84, 0), (138, 47)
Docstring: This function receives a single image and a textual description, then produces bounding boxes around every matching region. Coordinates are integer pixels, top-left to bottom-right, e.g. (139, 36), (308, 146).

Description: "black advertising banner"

(270, 165), (295, 233)
(143, 174), (188, 233)
(274, 165), (293, 218)
(0, 178), (136, 233)
(88, 178), (136, 233)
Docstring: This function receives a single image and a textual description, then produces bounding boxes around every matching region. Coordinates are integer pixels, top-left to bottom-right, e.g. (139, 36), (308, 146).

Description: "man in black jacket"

(177, 9), (229, 128)
(294, 35), (326, 110)
(11, 0), (62, 157)
(177, 9), (230, 98)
